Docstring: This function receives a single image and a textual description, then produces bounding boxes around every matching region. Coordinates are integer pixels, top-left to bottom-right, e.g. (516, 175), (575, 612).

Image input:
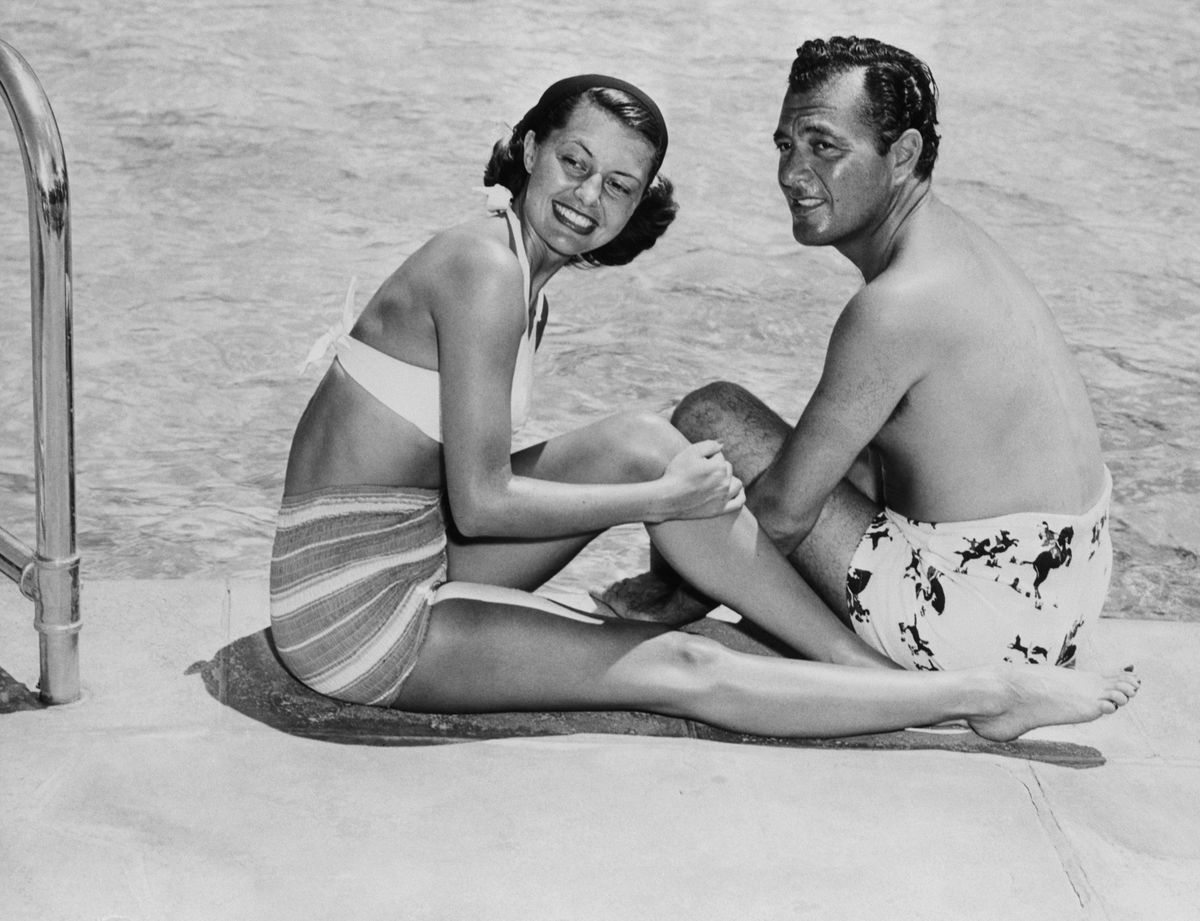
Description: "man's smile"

(787, 193), (826, 213)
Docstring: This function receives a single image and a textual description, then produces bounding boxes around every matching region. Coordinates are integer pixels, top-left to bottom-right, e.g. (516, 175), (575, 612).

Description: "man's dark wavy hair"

(483, 86), (677, 267)
(790, 36), (941, 180)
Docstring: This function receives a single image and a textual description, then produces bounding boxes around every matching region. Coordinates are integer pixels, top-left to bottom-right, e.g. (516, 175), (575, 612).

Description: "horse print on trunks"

(846, 568), (873, 624)
(1024, 523), (1074, 608)
(954, 530), (1020, 570)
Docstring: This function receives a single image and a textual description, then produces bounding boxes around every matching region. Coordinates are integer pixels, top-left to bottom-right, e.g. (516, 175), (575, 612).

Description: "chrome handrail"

(0, 39), (80, 705)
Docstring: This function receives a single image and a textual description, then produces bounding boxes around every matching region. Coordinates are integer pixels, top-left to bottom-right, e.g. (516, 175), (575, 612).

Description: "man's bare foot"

(591, 571), (713, 626)
(967, 664), (1141, 742)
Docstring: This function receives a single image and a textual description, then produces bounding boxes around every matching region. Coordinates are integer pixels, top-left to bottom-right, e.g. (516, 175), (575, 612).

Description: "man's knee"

(673, 381), (788, 481)
(672, 380), (754, 440)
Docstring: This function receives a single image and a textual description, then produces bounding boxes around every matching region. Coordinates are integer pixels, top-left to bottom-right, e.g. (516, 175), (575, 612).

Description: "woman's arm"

(433, 233), (737, 539)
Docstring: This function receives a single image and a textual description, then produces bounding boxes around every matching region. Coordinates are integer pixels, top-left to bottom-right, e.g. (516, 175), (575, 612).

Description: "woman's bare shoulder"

(394, 216), (525, 332)
(416, 215), (519, 279)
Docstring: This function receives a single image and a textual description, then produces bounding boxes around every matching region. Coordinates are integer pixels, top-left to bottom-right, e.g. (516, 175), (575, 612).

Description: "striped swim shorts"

(269, 486), (448, 706)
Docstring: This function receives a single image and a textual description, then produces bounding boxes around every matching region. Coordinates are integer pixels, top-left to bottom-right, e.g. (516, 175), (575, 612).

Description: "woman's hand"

(655, 440), (745, 521)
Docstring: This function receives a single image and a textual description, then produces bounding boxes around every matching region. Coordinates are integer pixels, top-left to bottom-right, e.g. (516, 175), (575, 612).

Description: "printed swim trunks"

(846, 469), (1113, 670)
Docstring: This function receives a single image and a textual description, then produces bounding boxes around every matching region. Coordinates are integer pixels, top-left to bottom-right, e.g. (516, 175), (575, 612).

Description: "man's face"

(774, 69), (894, 248)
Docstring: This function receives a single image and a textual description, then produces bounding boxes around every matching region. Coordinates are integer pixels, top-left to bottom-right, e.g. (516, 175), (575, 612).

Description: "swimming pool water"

(0, 0), (1196, 620)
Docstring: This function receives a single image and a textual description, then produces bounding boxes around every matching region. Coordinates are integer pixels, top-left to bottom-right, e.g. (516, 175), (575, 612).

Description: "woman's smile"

(551, 200), (598, 235)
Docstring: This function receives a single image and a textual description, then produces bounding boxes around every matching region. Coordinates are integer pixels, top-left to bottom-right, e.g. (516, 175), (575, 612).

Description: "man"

(629, 37), (1113, 671)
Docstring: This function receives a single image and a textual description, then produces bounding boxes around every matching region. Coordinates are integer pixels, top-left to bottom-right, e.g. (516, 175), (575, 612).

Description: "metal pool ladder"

(0, 39), (81, 705)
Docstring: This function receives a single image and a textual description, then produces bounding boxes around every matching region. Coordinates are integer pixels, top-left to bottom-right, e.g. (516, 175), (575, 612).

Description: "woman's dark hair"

(483, 84), (678, 267)
(789, 36), (940, 180)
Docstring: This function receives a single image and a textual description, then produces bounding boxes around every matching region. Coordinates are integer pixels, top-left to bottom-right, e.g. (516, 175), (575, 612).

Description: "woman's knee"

(598, 410), (688, 481)
(637, 630), (731, 704)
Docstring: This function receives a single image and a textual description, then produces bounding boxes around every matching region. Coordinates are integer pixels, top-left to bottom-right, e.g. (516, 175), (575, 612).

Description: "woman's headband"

(518, 74), (669, 178)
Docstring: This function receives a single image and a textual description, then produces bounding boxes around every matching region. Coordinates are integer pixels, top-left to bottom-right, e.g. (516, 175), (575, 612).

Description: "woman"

(271, 74), (1137, 740)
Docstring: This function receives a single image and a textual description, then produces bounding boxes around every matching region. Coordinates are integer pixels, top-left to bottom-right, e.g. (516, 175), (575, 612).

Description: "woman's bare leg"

(646, 504), (893, 667)
(448, 411), (890, 667)
(394, 598), (1140, 741)
(599, 381), (884, 628)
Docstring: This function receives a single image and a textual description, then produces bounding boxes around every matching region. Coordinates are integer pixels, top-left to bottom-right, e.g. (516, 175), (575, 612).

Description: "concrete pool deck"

(1, 579), (1197, 920)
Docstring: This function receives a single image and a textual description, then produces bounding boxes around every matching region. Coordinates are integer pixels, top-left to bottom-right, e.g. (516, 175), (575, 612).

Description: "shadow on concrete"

(0, 666), (46, 714)
(187, 624), (1106, 768)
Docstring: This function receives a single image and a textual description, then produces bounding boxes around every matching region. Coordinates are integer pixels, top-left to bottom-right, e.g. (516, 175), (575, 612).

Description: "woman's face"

(520, 100), (657, 260)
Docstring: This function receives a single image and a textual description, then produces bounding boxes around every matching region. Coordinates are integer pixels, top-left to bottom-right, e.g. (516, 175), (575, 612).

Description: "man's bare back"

(856, 194), (1106, 522)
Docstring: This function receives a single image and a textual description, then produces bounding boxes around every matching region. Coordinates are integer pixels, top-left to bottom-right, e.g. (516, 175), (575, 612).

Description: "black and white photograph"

(1, 1), (1196, 918)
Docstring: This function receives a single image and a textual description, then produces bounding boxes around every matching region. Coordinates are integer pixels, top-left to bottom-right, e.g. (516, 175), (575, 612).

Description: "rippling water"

(1, 0), (1196, 620)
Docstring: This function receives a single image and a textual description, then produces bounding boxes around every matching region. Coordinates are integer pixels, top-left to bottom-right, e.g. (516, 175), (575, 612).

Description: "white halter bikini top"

(300, 189), (547, 443)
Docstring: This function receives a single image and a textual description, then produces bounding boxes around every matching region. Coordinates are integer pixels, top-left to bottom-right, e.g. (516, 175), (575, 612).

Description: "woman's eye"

(606, 179), (632, 196)
(561, 155), (585, 173)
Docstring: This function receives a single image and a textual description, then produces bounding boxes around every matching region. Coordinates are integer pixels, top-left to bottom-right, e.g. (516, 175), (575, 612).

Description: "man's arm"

(748, 285), (930, 555)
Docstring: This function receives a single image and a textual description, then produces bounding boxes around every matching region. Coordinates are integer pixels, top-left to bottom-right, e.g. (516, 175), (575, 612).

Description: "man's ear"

(890, 128), (923, 180)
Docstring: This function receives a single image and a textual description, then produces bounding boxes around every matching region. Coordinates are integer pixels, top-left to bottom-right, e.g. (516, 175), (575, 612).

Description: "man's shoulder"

(852, 215), (996, 328)
(842, 270), (946, 336)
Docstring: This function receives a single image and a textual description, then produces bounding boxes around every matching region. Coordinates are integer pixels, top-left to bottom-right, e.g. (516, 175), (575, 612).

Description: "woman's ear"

(522, 129), (537, 174)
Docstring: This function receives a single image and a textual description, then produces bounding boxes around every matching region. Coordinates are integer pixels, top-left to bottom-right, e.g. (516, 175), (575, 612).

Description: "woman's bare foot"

(967, 664), (1141, 742)
(591, 571), (713, 626)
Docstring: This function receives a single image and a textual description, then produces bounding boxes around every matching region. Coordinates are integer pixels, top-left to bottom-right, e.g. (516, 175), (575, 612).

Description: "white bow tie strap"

(476, 184), (514, 214)
(298, 276), (359, 374)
